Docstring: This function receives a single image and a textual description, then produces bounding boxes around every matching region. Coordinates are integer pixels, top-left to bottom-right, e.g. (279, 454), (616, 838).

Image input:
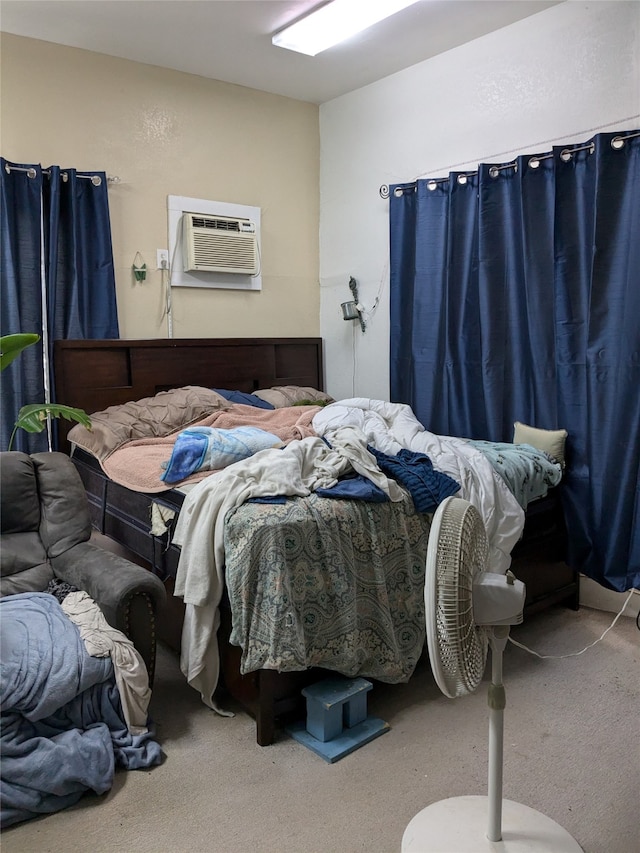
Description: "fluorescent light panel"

(272, 0), (421, 57)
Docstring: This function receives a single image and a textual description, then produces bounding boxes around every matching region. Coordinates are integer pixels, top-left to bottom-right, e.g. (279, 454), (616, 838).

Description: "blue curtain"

(1, 160), (119, 452)
(389, 131), (640, 593)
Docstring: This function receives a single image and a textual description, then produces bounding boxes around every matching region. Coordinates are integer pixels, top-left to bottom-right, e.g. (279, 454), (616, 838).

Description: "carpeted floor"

(2, 604), (638, 853)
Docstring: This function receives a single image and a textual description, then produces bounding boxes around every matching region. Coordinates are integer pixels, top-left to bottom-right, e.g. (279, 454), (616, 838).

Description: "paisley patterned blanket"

(224, 492), (431, 682)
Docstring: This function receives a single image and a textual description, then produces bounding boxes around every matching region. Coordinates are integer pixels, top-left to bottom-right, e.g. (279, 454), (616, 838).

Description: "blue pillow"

(213, 389), (274, 409)
(161, 425), (282, 483)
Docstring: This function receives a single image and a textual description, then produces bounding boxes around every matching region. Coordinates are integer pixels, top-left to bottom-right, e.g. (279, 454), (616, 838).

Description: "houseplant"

(1, 333), (91, 450)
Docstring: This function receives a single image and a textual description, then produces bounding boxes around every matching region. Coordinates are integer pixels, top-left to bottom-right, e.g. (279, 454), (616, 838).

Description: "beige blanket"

(68, 386), (230, 462)
(101, 404), (321, 492)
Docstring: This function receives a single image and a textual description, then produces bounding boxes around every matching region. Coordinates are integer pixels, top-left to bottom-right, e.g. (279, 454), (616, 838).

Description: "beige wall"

(1, 34), (320, 339)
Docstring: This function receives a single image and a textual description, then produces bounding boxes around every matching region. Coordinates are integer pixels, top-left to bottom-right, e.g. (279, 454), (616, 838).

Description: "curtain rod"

(379, 128), (640, 198)
(3, 163), (121, 186)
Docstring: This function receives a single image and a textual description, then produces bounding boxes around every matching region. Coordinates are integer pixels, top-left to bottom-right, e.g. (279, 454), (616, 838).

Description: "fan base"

(402, 796), (583, 852)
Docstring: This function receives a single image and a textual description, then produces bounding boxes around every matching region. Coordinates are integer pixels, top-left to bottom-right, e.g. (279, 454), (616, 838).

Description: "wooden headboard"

(54, 337), (324, 452)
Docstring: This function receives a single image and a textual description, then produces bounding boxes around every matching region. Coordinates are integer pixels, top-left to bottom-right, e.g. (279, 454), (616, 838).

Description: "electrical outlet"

(156, 249), (169, 270)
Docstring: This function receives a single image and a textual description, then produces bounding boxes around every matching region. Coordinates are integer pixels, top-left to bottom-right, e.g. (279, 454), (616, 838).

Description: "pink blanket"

(101, 404), (321, 492)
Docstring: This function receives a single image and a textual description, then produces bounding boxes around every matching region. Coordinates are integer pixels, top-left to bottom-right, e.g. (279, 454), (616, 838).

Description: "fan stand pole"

(403, 498), (584, 851)
(487, 626), (509, 842)
(402, 622), (585, 853)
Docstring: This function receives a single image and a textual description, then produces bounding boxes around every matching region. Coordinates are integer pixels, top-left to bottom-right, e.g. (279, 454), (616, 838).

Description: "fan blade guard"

(425, 497), (489, 698)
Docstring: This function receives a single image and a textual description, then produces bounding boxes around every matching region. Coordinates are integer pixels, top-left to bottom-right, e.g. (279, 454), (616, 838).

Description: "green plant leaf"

(14, 404), (92, 434)
(0, 333), (41, 371)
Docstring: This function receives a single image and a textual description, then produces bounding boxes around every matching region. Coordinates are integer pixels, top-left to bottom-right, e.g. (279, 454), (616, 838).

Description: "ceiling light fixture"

(272, 0), (422, 57)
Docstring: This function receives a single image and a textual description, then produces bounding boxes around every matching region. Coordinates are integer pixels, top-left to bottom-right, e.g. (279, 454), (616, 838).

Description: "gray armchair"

(0, 451), (166, 683)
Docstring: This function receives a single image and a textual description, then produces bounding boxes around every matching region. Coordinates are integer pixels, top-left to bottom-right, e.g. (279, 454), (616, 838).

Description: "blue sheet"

(316, 473), (390, 502)
(0, 593), (162, 828)
(212, 388), (274, 409)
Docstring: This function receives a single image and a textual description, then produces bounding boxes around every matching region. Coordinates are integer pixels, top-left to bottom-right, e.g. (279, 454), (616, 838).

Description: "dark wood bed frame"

(54, 337), (579, 745)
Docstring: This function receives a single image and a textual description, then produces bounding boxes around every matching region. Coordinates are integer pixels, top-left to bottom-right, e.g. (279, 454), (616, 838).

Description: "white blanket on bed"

(312, 398), (525, 573)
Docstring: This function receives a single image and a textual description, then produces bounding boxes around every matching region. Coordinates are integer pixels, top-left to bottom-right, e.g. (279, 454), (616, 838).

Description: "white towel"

(61, 591), (151, 735)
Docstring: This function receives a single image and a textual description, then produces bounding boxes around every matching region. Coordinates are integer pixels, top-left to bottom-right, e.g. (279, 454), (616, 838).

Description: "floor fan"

(402, 497), (583, 852)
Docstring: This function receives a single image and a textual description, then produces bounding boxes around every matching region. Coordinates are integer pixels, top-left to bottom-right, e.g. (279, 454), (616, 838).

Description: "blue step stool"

(286, 676), (390, 762)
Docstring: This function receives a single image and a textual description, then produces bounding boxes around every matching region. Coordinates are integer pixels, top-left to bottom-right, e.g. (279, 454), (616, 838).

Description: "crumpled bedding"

(61, 591), (152, 735)
(312, 399), (525, 574)
(171, 409), (523, 711)
(368, 445), (460, 512)
(0, 593), (162, 828)
(464, 439), (562, 509)
(67, 385), (229, 463)
(160, 425), (283, 484)
(172, 428), (407, 711)
(100, 403), (321, 493)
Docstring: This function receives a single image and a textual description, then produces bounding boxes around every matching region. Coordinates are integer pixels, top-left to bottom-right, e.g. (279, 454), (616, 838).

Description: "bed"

(53, 337), (579, 745)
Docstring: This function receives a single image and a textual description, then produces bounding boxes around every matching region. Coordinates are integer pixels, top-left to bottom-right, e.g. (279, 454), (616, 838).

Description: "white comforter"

(173, 399), (525, 712)
(313, 398), (525, 572)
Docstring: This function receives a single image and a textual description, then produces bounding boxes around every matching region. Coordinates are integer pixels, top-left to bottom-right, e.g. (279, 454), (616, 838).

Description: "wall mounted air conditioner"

(182, 212), (258, 275)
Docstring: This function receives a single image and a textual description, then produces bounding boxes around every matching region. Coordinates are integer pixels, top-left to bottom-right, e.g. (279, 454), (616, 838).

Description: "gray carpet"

(2, 605), (638, 853)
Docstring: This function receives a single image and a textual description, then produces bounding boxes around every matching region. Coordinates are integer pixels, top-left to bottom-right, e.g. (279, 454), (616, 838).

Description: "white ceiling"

(0, 0), (562, 104)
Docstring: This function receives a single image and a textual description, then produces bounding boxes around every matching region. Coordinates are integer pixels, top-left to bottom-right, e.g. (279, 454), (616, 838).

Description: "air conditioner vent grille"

(191, 215), (241, 232)
(183, 212), (258, 275)
(192, 234), (256, 268)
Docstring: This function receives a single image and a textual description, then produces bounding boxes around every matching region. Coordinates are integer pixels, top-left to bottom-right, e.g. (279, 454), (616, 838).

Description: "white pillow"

(513, 421), (567, 467)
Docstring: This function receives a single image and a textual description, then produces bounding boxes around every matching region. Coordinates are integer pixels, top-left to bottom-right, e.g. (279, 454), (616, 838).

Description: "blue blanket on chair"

(0, 593), (162, 828)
